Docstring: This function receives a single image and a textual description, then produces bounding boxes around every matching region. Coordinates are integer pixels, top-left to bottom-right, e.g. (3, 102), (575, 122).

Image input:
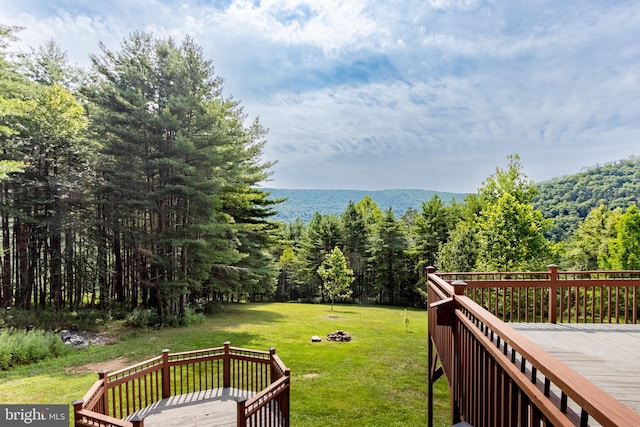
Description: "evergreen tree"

(437, 220), (478, 272)
(368, 208), (409, 304)
(298, 213), (342, 300)
(89, 33), (275, 319)
(340, 201), (370, 301)
(411, 195), (458, 269)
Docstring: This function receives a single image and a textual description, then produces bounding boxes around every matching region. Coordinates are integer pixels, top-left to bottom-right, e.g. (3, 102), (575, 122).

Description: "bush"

(0, 308), (112, 332)
(163, 307), (205, 328)
(0, 328), (70, 370)
(125, 309), (160, 328)
(202, 300), (224, 315)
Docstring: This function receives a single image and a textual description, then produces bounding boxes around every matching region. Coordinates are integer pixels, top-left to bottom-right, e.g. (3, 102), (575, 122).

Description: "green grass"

(0, 303), (451, 426)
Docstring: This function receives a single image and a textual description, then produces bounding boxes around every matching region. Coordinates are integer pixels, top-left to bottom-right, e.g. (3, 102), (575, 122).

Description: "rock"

(60, 329), (89, 348)
(311, 335), (322, 342)
(326, 330), (352, 342)
(59, 329), (114, 348)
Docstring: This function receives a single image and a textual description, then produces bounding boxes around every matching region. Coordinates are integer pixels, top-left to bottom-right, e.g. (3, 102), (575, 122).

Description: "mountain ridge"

(264, 188), (469, 223)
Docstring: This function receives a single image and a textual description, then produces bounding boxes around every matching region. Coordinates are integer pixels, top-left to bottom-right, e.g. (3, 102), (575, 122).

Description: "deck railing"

(427, 266), (640, 427)
(438, 265), (640, 324)
(73, 342), (290, 427)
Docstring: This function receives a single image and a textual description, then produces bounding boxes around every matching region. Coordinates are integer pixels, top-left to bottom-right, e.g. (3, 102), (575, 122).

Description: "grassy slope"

(0, 303), (450, 426)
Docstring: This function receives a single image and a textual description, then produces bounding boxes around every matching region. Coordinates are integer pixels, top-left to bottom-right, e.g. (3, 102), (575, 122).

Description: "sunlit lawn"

(0, 303), (450, 426)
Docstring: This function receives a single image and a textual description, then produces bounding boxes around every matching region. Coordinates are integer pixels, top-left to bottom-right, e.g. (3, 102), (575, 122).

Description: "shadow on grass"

(219, 303), (287, 325)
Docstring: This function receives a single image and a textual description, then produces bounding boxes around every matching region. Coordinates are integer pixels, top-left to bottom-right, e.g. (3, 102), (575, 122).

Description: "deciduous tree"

(317, 246), (354, 311)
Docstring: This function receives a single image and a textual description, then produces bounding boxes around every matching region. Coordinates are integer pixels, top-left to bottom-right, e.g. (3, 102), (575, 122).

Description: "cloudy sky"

(1, 1), (639, 193)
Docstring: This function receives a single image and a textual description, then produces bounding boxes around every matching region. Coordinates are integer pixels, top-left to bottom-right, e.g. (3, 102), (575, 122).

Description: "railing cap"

(426, 266), (436, 273)
(452, 280), (467, 295)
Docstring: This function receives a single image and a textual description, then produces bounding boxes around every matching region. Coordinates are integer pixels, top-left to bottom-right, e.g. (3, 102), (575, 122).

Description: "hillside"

(263, 157), (640, 234)
(263, 188), (468, 223)
(533, 156), (640, 241)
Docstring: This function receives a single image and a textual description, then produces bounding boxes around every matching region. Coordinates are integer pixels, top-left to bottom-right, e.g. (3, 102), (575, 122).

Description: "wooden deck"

(126, 388), (255, 427)
(511, 323), (640, 415)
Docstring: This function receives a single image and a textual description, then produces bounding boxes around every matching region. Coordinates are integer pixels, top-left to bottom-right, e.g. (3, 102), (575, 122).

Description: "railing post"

(548, 265), (558, 324)
(130, 414), (145, 427)
(237, 396), (247, 427)
(451, 280), (467, 424)
(224, 341), (231, 388)
(269, 347), (277, 382)
(98, 370), (109, 415)
(72, 399), (84, 426)
(427, 265), (435, 427)
(428, 333), (435, 427)
(162, 349), (170, 398)
(284, 368), (291, 425)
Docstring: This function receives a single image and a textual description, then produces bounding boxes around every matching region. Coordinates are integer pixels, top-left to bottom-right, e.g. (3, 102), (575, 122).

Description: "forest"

(2, 25), (640, 323)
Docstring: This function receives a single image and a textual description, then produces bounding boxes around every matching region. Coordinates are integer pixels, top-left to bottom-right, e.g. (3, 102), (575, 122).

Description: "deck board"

(510, 323), (640, 415)
(126, 388), (255, 427)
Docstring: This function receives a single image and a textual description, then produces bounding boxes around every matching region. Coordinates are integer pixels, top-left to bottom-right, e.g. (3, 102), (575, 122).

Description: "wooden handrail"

(74, 343), (290, 427)
(457, 294), (640, 426)
(427, 267), (640, 427)
(436, 266), (640, 324)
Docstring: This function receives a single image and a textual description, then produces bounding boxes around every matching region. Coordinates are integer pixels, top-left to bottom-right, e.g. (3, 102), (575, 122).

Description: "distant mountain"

(533, 156), (640, 241)
(263, 188), (469, 223)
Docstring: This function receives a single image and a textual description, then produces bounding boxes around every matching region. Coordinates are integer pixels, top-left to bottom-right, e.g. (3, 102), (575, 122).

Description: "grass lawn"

(0, 303), (451, 426)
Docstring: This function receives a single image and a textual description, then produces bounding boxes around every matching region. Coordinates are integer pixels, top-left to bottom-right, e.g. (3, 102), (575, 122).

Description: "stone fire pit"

(326, 330), (352, 342)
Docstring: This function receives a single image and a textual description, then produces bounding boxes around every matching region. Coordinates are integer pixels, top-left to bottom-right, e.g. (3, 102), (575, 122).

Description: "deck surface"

(127, 388), (254, 427)
(510, 322), (640, 415)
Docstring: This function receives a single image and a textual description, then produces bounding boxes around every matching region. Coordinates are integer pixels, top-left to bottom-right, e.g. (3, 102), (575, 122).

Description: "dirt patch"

(303, 373), (320, 378)
(325, 315), (343, 319)
(67, 357), (130, 374)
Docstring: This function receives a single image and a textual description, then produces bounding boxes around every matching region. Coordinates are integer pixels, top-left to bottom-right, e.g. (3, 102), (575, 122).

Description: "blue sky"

(1, 0), (639, 193)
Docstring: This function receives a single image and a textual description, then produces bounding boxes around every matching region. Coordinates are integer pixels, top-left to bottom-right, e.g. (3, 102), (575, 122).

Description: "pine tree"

(368, 208), (409, 304)
(89, 33), (276, 319)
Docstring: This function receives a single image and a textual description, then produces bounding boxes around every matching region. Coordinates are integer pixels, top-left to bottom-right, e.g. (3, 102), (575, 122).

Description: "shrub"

(163, 307), (205, 328)
(125, 309), (160, 328)
(0, 328), (70, 370)
(202, 300), (224, 315)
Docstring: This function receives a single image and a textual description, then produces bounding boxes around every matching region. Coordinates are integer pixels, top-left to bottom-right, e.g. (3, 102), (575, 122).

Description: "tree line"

(1, 27), (279, 323)
(272, 154), (640, 306)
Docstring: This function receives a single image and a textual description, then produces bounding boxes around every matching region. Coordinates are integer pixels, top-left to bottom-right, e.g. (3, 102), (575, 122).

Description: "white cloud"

(1, 0), (639, 192)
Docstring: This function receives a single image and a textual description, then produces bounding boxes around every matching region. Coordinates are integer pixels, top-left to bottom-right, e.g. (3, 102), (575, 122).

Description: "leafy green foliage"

(476, 193), (551, 271)
(607, 205), (640, 269)
(317, 247), (354, 311)
(534, 156), (640, 241)
(0, 160), (23, 180)
(0, 328), (69, 370)
(437, 220), (478, 272)
(479, 154), (537, 205)
(560, 205), (620, 270)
